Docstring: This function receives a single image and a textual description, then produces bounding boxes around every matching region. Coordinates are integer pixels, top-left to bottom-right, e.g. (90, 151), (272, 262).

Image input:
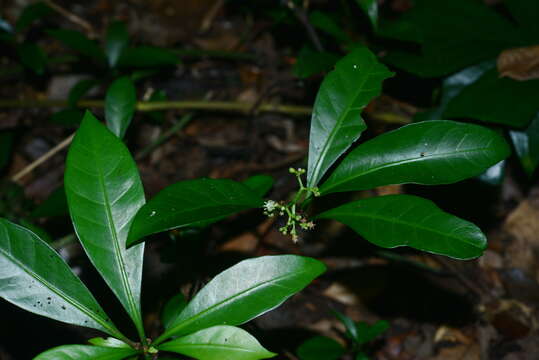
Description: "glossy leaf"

(105, 21), (129, 68)
(510, 112), (539, 177)
(158, 325), (276, 360)
(69, 79), (99, 107)
(317, 194), (488, 259)
(293, 47), (339, 79)
(34, 345), (136, 360)
(156, 255), (326, 343)
(478, 161), (506, 186)
(307, 47), (393, 188)
(320, 121), (511, 195)
(332, 310), (359, 342)
(64, 112), (145, 333)
(118, 46), (180, 68)
(296, 336), (344, 360)
(356, 0), (378, 29)
(47, 29), (105, 61)
(0, 218), (121, 336)
(17, 42), (47, 75)
(15, 2), (52, 32)
(88, 337), (131, 349)
(127, 178), (263, 247)
(161, 292), (188, 329)
(415, 61), (495, 122)
(105, 77), (136, 138)
(445, 68), (539, 127)
(242, 175), (274, 197)
(379, 0), (518, 77)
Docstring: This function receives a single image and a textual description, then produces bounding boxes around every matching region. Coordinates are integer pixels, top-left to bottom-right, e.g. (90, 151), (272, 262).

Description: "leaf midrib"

(309, 60), (382, 187)
(162, 343), (258, 353)
(322, 145), (495, 193)
(161, 269), (310, 341)
(325, 208), (482, 248)
(0, 240), (113, 333)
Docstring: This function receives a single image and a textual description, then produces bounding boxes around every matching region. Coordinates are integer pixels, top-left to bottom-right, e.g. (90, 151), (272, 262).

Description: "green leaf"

(356, 0), (378, 29)
(320, 120), (511, 195)
(444, 68), (539, 127)
(19, 218), (53, 244)
(506, 0), (539, 41)
(69, 79), (99, 107)
(158, 325), (276, 360)
(415, 60), (495, 121)
(88, 337), (131, 349)
(105, 21), (129, 68)
(161, 292), (188, 329)
(0, 218), (121, 336)
(307, 47), (393, 188)
(155, 255), (326, 343)
(379, 0), (518, 77)
(296, 336), (345, 360)
(477, 160), (506, 186)
(355, 320), (389, 345)
(105, 77), (137, 138)
(47, 29), (105, 61)
(317, 194), (488, 259)
(127, 178), (263, 247)
(309, 11), (352, 45)
(510, 112), (539, 177)
(17, 42), (47, 75)
(64, 111), (146, 335)
(15, 2), (52, 32)
(242, 175), (274, 197)
(293, 46), (339, 79)
(332, 310), (359, 342)
(34, 345), (137, 360)
(118, 46), (180, 68)
(0, 131), (14, 171)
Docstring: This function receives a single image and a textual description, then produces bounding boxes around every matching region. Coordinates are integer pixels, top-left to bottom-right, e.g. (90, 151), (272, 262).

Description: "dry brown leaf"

(497, 45), (539, 81)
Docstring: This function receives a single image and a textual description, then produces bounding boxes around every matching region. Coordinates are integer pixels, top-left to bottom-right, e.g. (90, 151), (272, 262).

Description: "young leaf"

(118, 46), (180, 68)
(293, 47), (339, 79)
(320, 121), (510, 195)
(105, 21), (129, 68)
(444, 68), (539, 127)
(317, 194), (487, 259)
(155, 255), (326, 343)
(15, 2), (52, 32)
(510, 112), (539, 177)
(105, 77), (136, 138)
(34, 345), (137, 360)
(355, 0), (378, 29)
(242, 175), (274, 197)
(307, 47), (393, 188)
(158, 325), (276, 360)
(17, 42), (47, 75)
(355, 320), (389, 345)
(64, 112), (146, 336)
(47, 29), (105, 61)
(161, 293), (188, 329)
(0, 218), (122, 337)
(296, 336), (345, 360)
(127, 178), (263, 247)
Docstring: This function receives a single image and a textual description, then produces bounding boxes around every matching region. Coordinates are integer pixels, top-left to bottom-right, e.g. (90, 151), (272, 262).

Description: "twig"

(200, 0), (225, 33)
(11, 133), (75, 182)
(43, 0), (95, 37)
(135, 113), (194, 160)
(0, 99), (313, 116)
(284, 0), (325, 52)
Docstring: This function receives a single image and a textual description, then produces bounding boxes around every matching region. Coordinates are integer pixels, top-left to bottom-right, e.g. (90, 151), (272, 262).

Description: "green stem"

(0, 99), (312, 116)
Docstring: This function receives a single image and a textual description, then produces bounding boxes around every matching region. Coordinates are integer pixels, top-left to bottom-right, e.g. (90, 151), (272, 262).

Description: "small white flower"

(263, 200), (278, 212)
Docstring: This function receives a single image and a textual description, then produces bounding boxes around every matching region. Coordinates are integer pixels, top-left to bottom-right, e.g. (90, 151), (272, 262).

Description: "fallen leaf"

(497, 45), (539, 81)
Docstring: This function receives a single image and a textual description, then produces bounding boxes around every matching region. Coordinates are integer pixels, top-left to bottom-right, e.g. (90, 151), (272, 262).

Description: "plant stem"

(0, 99), (313, 116)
